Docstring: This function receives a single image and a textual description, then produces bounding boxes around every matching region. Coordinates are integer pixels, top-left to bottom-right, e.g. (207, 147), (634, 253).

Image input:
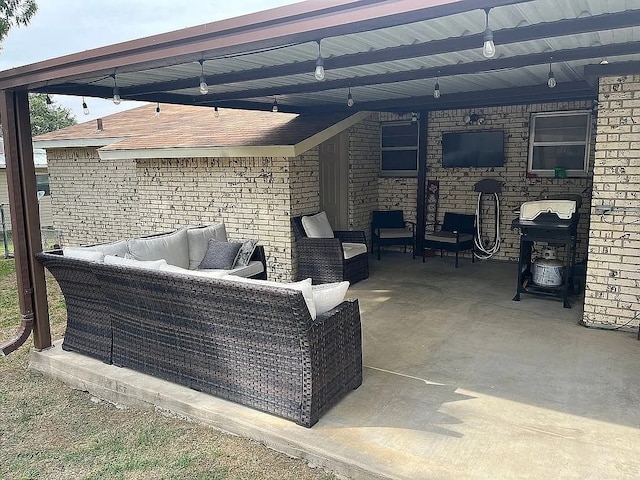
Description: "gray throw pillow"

(233, 239), (258, 268)
(198, 239), (242, 270)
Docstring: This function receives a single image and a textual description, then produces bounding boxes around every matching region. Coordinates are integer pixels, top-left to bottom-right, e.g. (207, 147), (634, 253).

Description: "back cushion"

(128, 228), (189, 269)
(301, 211), (334, 238)
(186, 223), (228, 269)
(84, 239), (129, 257)
(63, 247), (105, 263)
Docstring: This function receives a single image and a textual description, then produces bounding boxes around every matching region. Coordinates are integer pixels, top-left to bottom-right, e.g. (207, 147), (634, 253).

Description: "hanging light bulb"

(482, 8), (496, 58)
(547, 57), (557, 88)
(411, 112), (418, 124)
(82, 97), (90, 115)
(347, 87), (354, 107)
(272, 96), (278, 112)
(45, 94), (53, 105)
(112, 74), (121, 105)
(198, 59), (209, 95)
(155, 102), (161, 118)
(314, 40), (325, 81)
(214, 105), (220, 118)
(433, 74), (441, 99)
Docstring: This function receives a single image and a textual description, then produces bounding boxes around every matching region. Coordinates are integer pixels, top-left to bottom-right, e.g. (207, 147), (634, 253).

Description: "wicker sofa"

(37, 247), (363, 427)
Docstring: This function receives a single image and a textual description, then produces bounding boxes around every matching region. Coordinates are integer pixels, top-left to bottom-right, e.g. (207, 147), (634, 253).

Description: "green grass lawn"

(0, 258), (335, 480)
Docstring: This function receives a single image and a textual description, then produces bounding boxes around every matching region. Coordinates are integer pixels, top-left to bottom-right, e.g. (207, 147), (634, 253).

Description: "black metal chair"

(291, 214), (369, 284)
(423, 213), (475, 268)
(370, 210), (415, 260)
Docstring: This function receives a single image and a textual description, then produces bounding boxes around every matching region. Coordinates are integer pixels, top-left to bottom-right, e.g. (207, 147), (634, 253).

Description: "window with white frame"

(36, 173), (50, 196)
(381, 121), (419, 176)
(528, 111), (591, 176)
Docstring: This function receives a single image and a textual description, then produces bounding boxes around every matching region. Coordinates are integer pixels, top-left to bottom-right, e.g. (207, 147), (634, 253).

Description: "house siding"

(583, 74), (640, 329)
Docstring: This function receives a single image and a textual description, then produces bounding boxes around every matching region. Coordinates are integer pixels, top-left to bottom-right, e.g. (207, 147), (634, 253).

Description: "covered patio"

(30, 254), (640, 479)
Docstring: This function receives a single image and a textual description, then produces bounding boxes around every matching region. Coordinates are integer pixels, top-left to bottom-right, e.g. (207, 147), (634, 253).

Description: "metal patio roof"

(1, 0), (639, 113)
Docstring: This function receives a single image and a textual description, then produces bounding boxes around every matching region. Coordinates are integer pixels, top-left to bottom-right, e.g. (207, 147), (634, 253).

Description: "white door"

(319, 132), (348, 230)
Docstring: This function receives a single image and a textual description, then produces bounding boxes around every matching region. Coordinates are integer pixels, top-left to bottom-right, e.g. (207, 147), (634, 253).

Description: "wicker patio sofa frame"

(36, 250), (363, 428)
(291, 215), (369, 285)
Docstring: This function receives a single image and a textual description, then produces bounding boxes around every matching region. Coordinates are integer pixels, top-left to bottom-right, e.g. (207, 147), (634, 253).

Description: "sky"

(0, 0), (300, 121)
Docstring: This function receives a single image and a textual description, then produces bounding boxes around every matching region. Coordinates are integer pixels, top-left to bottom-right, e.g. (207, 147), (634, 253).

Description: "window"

(528, 111), (591, 177)
(381, 121), (418, 176)
(36, 174), (50, 196)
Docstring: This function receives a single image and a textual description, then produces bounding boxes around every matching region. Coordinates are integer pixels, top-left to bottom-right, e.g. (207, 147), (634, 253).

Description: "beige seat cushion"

(376, 228), (413, 239)
(425, 232), (473, 244)
(342, 242), (367, 259)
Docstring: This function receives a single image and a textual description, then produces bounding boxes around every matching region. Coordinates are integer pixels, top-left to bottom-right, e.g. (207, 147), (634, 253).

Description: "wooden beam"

(584, 60), (640, 80)
(416, 111), (428, 254)
(0, 90), (50, 355)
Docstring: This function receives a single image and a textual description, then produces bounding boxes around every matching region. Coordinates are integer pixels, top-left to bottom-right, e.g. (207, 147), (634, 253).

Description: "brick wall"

(583, 74), (640, 328)
(427, 101), (595, 262)
(47, 147), (139, 245)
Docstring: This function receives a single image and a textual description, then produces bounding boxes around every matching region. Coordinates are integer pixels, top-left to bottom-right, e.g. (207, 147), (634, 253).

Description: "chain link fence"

(1, 204), (63, 258)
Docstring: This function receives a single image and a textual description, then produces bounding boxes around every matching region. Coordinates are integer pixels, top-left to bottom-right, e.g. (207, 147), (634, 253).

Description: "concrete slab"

(31, 255), (640, 479)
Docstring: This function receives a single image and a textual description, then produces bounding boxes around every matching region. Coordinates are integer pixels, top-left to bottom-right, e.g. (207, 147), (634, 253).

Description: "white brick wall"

(583, 75), (640, 328)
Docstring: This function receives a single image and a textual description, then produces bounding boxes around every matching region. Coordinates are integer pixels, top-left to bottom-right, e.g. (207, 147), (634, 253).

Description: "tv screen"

(442, 131), (504, 168)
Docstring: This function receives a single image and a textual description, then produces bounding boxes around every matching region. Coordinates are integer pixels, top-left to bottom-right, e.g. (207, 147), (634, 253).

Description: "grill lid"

(519, 200), (577, 221)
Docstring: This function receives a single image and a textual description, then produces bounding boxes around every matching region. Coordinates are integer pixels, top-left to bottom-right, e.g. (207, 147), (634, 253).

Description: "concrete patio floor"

(31, 254), (640, 479)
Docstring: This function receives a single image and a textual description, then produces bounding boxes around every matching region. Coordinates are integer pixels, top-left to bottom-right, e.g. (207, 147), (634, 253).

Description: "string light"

(82, 97), (90, 115)
(314, 40), (325, 81)
(198, 59), (209, 95)
(347, 87), (354, 107)
(155, 102), (161, 117)
(214, 105), (220, 117)
(547, 57), (557, 88)
(272, 96), (278, 112)
(45, 94), (52, 105)
(482, 8), (496, 58)
(111, 74), (121, 105)
(433, 72), (441, 99)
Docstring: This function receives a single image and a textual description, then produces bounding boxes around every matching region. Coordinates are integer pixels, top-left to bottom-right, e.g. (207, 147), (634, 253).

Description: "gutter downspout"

(0, 89), (50, 355)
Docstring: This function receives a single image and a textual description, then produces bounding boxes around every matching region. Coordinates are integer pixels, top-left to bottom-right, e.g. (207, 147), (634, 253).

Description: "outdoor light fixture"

(433, 73), (441, 99)
(547, 57), (557, 88)
(600, 58), (609, 65)
(464, 112), (485, 125)
(411, 112), (418, 123)
(112, 74), (121, 105)
(155, 102), (161, 118)
(482, 8), (496, 58)
(314, 40), (325, 81)
(82, 97), (90, 115)
(45, 94), (52, 105)
(199, 59), (209, 95)
(347, 87), (354, 107)
(272, 96), (278, 112)
(214, 105), (220, 117)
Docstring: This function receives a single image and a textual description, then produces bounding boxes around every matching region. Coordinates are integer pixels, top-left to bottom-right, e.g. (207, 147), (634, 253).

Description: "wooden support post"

(0, 90), (50, 354)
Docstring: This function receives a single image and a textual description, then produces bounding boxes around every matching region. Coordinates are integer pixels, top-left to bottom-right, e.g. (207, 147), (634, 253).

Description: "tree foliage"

(0, 0), (37, 41)
(29, 93), (76, 136)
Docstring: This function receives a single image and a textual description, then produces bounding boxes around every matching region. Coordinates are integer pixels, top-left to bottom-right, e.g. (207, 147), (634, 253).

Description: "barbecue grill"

(512, 196), (581, 308)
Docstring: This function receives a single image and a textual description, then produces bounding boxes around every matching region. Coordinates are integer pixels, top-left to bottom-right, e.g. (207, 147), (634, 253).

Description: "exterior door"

(319, 132), (348, 230)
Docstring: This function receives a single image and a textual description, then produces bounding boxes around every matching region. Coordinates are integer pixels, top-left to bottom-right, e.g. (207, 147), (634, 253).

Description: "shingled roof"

(34, 104), (369, 158)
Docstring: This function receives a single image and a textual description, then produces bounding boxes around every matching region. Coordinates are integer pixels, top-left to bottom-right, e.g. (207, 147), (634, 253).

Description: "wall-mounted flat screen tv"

(442, 131), (504, 168)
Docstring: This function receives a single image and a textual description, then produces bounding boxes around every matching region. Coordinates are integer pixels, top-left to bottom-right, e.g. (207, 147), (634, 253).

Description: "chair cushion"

(104, 255), (167, 270)
(376, 227), (413, 239)
(222, 276), (316, 320)
(312, 281), (349, 316)
(424, 232), (474, 244)
(186, 223), (228, 269)
(63, 247), (105, 263)
(84, 239), (129, 257)
(342, 242), (368, 259)
(198, 239), (242, 270)
(301, 211), (334, 238)
(128, 228), (189, 269)
(159, 263), (228, 278)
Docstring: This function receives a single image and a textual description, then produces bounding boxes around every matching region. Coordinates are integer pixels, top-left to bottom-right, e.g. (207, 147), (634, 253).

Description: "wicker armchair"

(292, 214), (369, 284)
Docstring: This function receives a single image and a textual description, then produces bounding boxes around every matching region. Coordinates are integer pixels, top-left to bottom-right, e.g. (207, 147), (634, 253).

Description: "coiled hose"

(474, 192), (501, 259)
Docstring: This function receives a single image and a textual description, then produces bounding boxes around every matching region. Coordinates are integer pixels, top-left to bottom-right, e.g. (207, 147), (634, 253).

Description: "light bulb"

(82, 99), (90, 116)
(272, 98), (278, 112)
(347, 94), (354, 108)
(45, 94), (53, 105)
(433, 82), (441, 99)
(314, 57), (325, 81)
(214, 106), (220, 117)
(155, 103), (161, 118)
(482, 37), (496, 58)
(113, 86), (121, 105)
(411, 112), (418, 123)
(199, 75), (209, 95)
(547, 72), (556, 88)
